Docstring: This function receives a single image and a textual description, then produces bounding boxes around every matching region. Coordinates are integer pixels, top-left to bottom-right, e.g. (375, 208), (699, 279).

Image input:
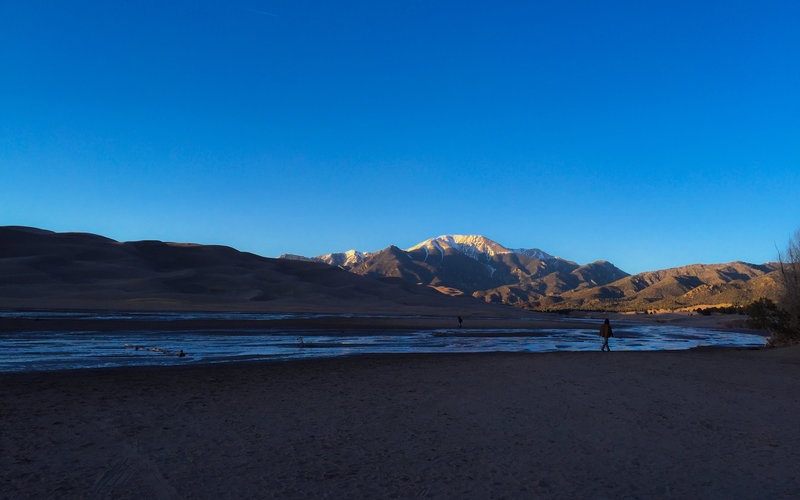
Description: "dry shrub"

(769, 229), (800, 346)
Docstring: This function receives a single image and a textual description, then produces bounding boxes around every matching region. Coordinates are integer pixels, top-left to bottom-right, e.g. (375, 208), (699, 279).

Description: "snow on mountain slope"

(406, 235), (555, 262)
(512, 248), (555, 260)
(315, 249), (370, 267)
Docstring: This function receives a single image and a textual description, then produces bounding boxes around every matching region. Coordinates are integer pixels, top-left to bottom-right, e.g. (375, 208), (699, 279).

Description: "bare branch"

(772, 228), (800, 344)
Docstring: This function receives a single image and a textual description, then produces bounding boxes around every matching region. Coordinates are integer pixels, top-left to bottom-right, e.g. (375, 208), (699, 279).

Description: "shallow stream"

(0, 312), (767, 372)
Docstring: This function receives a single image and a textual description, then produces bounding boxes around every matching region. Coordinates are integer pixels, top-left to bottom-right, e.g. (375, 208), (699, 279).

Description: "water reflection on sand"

(0, 314), (767, 372)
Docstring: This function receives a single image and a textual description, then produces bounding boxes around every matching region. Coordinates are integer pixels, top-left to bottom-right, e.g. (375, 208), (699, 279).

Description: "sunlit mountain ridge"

(283, 235), (781, 311)
(283, 234), (628, 304)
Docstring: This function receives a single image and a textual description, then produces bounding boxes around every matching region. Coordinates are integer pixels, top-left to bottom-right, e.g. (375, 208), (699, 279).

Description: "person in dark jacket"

(600, 318), (613, 351)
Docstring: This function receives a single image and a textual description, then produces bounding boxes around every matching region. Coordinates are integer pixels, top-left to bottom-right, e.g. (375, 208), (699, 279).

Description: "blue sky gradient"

(1, 1), (798, 273)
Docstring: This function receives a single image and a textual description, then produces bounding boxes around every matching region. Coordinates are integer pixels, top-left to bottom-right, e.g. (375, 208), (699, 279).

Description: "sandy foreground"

(2, 346), (799, 499)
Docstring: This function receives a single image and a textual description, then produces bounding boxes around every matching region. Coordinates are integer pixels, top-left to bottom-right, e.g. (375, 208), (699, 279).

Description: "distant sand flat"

(2, 348), (799, 498)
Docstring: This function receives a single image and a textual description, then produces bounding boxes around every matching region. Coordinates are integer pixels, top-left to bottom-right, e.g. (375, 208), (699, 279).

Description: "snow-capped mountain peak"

(405, 235), (555, 262)
(283, 235), (557, 267)
(406, 235), (509, 258)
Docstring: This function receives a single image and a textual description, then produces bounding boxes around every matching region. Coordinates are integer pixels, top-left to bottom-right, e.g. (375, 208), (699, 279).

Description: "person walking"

(600, 318), (613, 351)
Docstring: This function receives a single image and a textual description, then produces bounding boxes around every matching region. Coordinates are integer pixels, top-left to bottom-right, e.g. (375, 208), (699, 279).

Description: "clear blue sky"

(1, 1), (798, 274)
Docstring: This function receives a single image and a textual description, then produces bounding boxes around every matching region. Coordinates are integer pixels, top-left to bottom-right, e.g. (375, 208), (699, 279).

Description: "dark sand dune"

(0, 226), (521, 315)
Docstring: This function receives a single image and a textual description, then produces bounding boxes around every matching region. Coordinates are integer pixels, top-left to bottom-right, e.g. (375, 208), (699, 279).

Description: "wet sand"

(2, 347), (799, 498)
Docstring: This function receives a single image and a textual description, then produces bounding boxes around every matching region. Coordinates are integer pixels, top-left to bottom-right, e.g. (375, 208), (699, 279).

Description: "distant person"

(457, 316), (463, 328)
(600, 318), (613, 352)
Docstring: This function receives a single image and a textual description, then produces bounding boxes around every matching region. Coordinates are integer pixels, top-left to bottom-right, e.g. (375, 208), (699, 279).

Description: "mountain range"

(282, 235), (781, 312)
(0, 227), (780, 313)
